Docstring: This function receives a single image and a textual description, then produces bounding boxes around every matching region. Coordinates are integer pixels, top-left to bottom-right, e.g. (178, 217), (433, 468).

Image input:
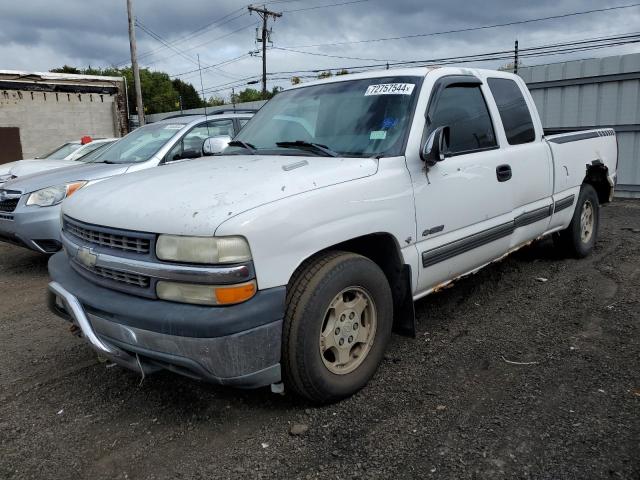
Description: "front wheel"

(553, 183), (600, 258)
(282, 251), (393, 404)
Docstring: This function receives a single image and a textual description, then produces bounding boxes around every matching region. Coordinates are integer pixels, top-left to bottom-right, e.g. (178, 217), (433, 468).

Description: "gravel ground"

(1, 200), (639, 480)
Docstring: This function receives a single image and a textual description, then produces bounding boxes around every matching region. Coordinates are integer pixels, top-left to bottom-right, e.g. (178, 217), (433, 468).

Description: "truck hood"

(63, 154), (379, 235)
(0, 159), (79, 178)
(2, 162), (130, 194)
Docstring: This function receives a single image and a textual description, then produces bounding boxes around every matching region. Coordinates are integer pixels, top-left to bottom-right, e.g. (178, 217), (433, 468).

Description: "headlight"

(156, 280), (257, 305)
(156, 235), (251, 264)
(26, 181), (88, 207)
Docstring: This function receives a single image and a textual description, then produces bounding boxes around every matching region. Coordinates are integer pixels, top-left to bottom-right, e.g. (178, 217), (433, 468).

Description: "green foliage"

(172, 78), (204, 110)
(50, 65), (81, 74)
(207, 96), (226, 107)
(336, 69), (350, 76)
(230, 86), (280, 104)
(317, 71), (333, 79)
(49, 65), (202, 115)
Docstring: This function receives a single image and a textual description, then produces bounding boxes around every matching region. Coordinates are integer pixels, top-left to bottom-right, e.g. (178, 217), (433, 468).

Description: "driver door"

(407, 77), (514, 293)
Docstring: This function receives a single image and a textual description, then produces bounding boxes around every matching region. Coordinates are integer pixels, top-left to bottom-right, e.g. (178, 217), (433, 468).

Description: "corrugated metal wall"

(519, 53), (640, 197)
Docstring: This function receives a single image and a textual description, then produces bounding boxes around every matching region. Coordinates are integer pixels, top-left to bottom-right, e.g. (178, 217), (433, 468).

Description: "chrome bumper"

(47, 277), (283, 387)
(49, 281), (158, 375)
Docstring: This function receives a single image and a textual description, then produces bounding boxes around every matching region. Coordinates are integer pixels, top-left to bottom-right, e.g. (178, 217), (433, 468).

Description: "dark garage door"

(0, 127), (23, 164)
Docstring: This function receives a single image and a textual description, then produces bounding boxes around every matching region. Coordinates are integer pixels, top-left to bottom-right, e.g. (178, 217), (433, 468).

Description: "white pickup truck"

(48, 67), (617, 403)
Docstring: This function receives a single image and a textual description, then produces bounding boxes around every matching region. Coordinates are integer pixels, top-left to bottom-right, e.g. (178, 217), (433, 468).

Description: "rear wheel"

(282, 251), (393, 403)
(553, 183), (599, 258)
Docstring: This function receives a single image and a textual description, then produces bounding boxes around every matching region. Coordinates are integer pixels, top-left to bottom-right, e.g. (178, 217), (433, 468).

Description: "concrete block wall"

(0, 90), (119, 159)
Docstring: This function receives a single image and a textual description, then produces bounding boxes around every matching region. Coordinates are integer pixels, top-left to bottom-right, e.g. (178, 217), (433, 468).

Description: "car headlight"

(156, 235), (252, 264)
(26, 181), (88, 207)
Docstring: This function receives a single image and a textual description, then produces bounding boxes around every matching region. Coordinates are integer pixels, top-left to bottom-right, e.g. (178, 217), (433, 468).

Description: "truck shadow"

(0, 244), (50, 274)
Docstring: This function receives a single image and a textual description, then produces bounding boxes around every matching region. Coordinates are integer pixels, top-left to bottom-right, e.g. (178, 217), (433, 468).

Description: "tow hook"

(69, 324), (82, 337)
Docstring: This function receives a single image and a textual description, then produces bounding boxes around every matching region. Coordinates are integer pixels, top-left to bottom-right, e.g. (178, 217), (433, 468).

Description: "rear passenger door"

(410, 76), (514, 293)
(486, 77), (553, 246)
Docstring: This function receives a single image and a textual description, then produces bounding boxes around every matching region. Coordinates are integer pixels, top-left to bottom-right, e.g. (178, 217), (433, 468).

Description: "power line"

(198, 34), (640, 96)
(142, 21), (258, 68)
(135, 20), (199, 66)
(282, 0), (369, 13)
(280, 2), (640, 49)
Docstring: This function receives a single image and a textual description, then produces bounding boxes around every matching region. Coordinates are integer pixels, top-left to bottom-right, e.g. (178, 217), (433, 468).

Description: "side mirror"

(202, 135), (232, 156)
(421, 126), (450, 167)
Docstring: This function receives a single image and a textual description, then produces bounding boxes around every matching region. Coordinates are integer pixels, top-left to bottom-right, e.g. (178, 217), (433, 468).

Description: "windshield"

(231, 76), (423, 158)
(41, 143), (82, 160)
(92, 122), (184, 164)
(75, 141), (117, 162)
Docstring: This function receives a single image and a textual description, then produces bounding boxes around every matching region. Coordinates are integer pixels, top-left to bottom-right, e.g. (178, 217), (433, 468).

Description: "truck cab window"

(487, 78), (535, 145)
(427, 85), (497, 155)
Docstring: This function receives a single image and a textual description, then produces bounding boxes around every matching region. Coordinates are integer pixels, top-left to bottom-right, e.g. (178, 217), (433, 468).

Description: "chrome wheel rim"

(580, 200), (595, 243)
(319, 287), (377, 375)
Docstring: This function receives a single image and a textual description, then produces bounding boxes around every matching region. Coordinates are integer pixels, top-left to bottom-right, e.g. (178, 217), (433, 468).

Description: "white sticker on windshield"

(370, 131), (387, 140)
(164, 124), (184, 130)
(365, 83), (415, 96)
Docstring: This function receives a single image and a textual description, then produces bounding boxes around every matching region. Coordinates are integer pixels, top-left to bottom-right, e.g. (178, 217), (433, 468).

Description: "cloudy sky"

(2, 0), (639, 100)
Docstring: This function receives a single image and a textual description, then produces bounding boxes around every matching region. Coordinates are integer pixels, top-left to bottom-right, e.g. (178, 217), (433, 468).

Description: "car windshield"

(75, 141), (117, 162)
(92, 122), (185, 164)
(230, 75), (423, 158)
(41, 143), (83, 160)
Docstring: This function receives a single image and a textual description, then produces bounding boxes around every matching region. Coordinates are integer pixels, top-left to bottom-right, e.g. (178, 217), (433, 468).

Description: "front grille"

(91, 265), (150, 288)
(0, 198), (19, 213)
(64, 217), (151, 255)
(72, 260), (151, 289)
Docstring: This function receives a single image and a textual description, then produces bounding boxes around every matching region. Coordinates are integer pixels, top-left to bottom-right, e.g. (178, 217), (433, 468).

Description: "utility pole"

(514, 39), (519, 75)
(248, 5), (282, 96)
(126, 0), (145, 126)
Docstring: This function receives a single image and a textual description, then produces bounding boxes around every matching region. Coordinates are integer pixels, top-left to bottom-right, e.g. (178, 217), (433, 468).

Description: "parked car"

(47, 67), (617, 403)
(0, 112), (252, 253)
(0, 138), (118, 186)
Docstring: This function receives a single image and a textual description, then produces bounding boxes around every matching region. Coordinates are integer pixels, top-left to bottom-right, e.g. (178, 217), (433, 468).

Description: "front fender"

(214, 158), (416, 290)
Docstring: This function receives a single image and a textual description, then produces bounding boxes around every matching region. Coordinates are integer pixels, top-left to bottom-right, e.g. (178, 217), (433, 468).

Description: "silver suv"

(0, 111), (253, 253)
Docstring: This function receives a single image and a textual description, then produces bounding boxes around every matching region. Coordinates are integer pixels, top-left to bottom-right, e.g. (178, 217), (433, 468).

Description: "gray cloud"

(1, 0), (639, 98)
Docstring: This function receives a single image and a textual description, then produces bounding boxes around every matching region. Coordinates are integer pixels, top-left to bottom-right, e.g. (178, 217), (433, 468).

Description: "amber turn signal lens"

(214, 281), (257, 305)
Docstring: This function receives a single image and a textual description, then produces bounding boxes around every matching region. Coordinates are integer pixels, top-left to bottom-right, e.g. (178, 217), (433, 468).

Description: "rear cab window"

(487, 78), (536, 145)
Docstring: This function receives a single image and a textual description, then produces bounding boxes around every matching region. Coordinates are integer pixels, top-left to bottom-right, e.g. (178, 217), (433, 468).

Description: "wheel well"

(291, 233), (416, 337)
(584, 162), (612, 204)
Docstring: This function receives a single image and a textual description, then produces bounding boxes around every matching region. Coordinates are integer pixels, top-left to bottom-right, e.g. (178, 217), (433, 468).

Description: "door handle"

(496, 164), (512, 182)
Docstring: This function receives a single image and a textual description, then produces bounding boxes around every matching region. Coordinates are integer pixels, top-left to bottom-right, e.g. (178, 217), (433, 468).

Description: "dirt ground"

(0, 200), (639, 480)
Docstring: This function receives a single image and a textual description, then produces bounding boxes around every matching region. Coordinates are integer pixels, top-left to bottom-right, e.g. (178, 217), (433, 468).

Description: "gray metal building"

(519, 53), (640, 197)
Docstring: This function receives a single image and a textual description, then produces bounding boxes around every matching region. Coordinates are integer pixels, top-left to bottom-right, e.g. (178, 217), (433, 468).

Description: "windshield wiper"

(227, 140), (257, 155)
(275, 140), (338, 157)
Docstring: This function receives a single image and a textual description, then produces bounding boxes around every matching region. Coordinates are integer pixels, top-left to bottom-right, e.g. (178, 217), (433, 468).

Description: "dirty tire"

(554, 183), (599, 258)
(282, 251), (393, 404)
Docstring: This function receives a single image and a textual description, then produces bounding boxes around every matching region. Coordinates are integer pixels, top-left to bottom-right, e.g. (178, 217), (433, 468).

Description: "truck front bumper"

(47, 252), (285, 388)
(0, 203), (62, 253)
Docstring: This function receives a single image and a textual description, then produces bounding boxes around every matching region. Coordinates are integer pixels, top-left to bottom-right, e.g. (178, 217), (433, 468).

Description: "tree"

(172, 78), (204, 110)
(317, 71), (333, 79)
(207, 96), (226, 107)
(336, 69), (349, 76)
(50, 65), (81, 74)
(49, 65), (203, 115)
(230, 86), (281, 104)
(291, 76), (302, 85)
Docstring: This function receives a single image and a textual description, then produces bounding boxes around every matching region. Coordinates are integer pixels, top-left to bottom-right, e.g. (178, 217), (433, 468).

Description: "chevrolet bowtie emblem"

(77, 247), (98, 268)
